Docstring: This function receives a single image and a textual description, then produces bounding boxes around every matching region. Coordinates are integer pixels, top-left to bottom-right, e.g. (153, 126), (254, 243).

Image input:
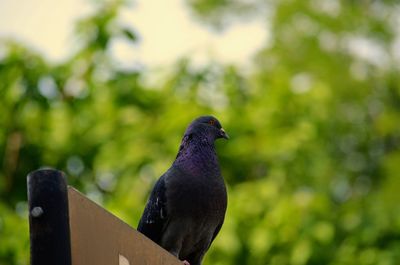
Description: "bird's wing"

(137, 175), (168, 244)
(210, 219), (224, 244)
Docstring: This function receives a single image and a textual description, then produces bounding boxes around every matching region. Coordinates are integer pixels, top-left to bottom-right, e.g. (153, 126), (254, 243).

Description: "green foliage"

(1, 0), (400, 265)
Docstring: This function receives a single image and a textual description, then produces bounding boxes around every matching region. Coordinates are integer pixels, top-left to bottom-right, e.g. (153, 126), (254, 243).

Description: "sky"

(0, 0), (267, 69)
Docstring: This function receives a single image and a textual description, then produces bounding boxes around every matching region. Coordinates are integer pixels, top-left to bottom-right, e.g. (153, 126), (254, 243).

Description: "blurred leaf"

(1, 0), (400, 265)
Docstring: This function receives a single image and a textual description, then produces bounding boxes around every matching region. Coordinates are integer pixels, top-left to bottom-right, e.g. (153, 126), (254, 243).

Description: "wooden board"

(68, 187), (181, 265)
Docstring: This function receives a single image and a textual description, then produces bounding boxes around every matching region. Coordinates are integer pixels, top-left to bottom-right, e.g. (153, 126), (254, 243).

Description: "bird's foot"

(182, 260), (190, 265)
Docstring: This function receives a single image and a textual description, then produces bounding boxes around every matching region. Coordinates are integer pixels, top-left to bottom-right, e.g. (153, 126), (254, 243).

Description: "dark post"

(27, 169), (72, 265)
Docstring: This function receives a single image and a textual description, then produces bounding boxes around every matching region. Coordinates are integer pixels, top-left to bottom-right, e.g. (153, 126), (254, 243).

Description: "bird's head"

(185, 115), (229, 142)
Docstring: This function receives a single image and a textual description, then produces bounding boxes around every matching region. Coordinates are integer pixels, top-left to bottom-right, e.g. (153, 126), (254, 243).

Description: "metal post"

(27, 169), (72, 265)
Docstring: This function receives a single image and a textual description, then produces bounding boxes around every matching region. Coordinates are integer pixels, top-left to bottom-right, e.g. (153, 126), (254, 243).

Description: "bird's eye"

(208, 119), (216, 126)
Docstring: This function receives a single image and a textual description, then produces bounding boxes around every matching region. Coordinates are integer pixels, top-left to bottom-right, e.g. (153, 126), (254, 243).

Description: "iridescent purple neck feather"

(173, 133), (220, 176)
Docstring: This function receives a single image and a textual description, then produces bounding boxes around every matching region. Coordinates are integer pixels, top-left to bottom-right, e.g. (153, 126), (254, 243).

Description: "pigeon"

(137, 116), (229, 265)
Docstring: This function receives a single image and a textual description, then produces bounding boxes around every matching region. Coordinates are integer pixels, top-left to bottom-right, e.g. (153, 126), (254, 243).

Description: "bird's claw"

(182, 260), (190, 265)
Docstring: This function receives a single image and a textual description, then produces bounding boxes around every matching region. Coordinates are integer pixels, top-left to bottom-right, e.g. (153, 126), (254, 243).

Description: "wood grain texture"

(68, 187), (181, 265)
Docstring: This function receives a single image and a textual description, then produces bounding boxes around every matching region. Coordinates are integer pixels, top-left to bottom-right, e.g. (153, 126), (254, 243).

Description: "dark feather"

(137, 176), (168, 244)
(137, 116), (228, 265)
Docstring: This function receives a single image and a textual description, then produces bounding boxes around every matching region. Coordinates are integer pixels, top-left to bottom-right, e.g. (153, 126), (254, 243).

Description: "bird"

(137, 115), (229, 265)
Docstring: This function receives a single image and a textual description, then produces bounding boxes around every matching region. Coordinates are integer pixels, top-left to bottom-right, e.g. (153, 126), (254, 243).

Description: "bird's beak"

(219, 128), (229, 140)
